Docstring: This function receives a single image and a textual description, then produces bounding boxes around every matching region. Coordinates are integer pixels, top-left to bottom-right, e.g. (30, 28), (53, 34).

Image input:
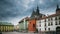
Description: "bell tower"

(56, 4), (60, 14)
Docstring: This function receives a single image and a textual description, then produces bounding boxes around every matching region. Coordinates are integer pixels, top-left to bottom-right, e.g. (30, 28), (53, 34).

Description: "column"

(24, 19), (26, 29)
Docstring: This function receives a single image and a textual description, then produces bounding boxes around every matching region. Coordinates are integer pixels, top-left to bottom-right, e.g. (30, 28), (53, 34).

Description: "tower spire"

(56, 4), (60, 14)
(56, 4), (60, 11)
(57, 4), (59, 9)
(36, 5), (40, 15)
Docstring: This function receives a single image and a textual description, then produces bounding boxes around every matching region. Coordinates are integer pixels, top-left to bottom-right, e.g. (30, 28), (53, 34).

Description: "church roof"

(30, 6), (45, 19)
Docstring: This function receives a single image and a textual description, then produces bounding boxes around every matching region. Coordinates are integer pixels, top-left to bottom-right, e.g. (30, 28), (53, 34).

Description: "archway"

(56, 26), (60, 34)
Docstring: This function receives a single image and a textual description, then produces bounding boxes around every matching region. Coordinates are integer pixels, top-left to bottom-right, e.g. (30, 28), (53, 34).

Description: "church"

(30, 6), (45, 19)
(28, 6), (45, 32)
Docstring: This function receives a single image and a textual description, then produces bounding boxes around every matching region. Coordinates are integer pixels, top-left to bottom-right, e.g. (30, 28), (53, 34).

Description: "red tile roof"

(39, 13), (60, 20)
(19, 17), (30, 23)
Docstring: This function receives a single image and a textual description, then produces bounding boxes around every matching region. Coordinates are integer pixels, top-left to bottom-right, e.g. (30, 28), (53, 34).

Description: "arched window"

(33, 24), (35, 27)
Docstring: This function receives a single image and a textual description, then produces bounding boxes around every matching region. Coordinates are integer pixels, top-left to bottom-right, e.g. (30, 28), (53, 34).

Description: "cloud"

(22, 0), (35, 9)
(40, 8), (56, 15)
(0, 0), (35, 25)
(39, 0), (44, 4)
(0, 0), (60, 25)
(31, 0), (35, 1)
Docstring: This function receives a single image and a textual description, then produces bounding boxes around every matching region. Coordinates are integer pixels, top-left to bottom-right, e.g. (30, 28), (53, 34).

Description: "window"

(33, 24), (35, 27)
(51, 22), (53, 25)
(40, 29), (41, 31)
(48, 28), (50, 31)
(30, 22), (31, 24)
(51, 18), (53, 20)
(55, 21), (58, 25)
(55, 17), (57, 20)
(48, 22), (50, 26)
(45, 23), (46, 27)
(48, 18), (50, 21)
(45, 19), (46, 22)
(59, 21), (60, 25)
(45, 28), (46, 31)
(59, 16), (60, 20)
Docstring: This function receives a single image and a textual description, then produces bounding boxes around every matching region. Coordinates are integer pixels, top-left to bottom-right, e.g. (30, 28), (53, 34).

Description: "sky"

(0, 0), (60, 25)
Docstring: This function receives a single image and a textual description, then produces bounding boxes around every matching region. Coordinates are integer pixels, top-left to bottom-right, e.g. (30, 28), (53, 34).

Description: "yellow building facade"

(0, 22), (14, 32)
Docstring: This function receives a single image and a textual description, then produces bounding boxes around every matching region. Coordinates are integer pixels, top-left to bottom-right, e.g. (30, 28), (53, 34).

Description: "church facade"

(28, 6), (45, 32)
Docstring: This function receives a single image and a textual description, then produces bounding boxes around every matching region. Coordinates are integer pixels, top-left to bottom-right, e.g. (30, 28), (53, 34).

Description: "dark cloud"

(0, 0), (21, 20)
(0, 0), (60, 25)
(39, 0), (60, 9)
(0, 0), (33, 21)
(38, 0), (60, 14)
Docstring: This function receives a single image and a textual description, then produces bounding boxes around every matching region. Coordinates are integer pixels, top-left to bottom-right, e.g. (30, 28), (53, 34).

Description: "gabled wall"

(28, 19), (36, 32)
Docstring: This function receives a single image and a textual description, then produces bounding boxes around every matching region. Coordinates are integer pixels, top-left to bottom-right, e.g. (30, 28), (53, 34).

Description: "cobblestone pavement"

(2, 32), (39, 34)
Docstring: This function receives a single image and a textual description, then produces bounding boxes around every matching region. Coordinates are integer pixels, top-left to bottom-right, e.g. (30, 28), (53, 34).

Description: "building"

(18, 17), (29, 32)
(30, 6), (45, 19)
(36, 5), (60, 34)
(28, 6), (45, 32)
(0, 22), (14, 32)
(28, 18), (36, 32)
(14, 24), (19, 31)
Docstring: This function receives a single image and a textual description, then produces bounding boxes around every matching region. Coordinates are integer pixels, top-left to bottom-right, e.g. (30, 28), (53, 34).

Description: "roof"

(19, 17), (30, 23)
(0, 22), (13, 25)
(48, 13), (60, 17)
(38, 13), (60, 20)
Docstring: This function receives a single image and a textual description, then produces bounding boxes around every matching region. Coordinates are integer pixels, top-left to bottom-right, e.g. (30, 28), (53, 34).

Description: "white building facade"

(36, 14), (60, 32)
(36, 5), (60, 33)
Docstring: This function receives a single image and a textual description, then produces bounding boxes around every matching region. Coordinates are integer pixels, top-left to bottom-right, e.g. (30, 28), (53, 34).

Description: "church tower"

(30, 6), (45, 19)
(56, 4), (60, 14)
(35, 6), (40, 15)
(30, 6), (41, 19)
